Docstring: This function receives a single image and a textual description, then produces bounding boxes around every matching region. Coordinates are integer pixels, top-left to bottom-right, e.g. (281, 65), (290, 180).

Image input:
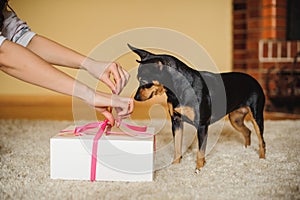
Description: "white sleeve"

(0, 35), (7, 47)
(15, 30), (36, 47)
(1, 9), (36, 47)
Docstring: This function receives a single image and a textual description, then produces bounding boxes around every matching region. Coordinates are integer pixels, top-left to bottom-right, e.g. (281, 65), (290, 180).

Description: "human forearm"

(0, 40), (92, 100)
(27, 34), (115, 74)
(0, 40), (133, 125)
(26, 35), (130, 94)
(27, 34), (87, 69)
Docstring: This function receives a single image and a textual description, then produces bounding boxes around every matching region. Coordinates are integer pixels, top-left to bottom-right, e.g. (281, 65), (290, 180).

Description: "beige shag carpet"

(0, 119), (299, 200)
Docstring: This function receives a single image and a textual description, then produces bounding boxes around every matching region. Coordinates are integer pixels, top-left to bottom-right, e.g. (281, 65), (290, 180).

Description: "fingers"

(112, 95), (133, 114)
(95, 108), (115, 126)
(114, 107), (130, 127)
(92, 92), (133, 127)
(97, 98), (133, 127)
(117, 99), (134, 117)
(102, 76), (116, 94)
(111, 63), (122, 94)
(84, 60), (130, 94)
(108, 62), (130, 94)
(117, 66), (126, 92)
(115, 99), (134, 126)
(127, 98), (134, 114)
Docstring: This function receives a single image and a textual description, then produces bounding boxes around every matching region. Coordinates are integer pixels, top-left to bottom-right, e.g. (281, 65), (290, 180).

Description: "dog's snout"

(134, 87), (142, 101)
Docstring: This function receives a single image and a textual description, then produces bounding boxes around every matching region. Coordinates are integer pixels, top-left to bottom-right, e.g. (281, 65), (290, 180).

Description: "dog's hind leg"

(195, 124), (208, 174)
(248, 106), (266, 159)
(229, 107), (251, 147)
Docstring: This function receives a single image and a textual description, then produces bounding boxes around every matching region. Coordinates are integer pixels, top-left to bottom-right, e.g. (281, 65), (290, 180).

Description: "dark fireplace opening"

(287, 0), (300, 40)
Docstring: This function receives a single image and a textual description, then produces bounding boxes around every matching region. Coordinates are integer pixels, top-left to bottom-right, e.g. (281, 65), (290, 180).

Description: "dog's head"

(129, 44), (174, 101)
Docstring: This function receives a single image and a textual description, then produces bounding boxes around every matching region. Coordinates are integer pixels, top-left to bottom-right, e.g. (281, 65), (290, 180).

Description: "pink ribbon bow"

(60, 120), (150, 181)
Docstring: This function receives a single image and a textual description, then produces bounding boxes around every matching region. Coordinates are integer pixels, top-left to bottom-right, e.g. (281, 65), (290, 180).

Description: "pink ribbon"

(60, 121), (148, 136)
(60, 120), (151, 182)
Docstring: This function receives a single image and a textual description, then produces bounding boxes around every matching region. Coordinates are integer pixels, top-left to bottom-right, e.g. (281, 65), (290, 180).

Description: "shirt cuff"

(0, 36), (7, 47)
(15, 31), (36, 47)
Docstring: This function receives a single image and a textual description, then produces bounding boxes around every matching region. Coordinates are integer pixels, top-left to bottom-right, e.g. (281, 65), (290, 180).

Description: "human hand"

(82, 58), (130, 94)
(100, 62), (130, 95)
(84, 91), (134, 126)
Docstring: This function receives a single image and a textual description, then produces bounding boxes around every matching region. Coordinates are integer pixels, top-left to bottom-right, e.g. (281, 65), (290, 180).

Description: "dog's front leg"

(195, 124), (208, 173)
(171, 112), (183, 164)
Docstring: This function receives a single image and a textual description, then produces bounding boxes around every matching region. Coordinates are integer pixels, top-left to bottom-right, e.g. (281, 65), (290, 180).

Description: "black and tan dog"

(129, 44), (266, 173)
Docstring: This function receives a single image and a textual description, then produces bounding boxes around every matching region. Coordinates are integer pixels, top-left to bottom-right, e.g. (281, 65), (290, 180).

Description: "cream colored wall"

(0, 0), (232, 95)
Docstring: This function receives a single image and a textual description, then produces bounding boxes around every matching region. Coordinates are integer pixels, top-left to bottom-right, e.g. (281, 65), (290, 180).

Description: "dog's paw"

(172, 158), (181, 164)
(259, 150), (266, 159)
(244, 139), (251, 148)
(194, 168), (201, 174)
(259, 144), (266, 159)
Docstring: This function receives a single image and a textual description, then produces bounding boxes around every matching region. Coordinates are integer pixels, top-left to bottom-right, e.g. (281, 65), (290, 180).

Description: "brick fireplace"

(233, 0), (300, 114)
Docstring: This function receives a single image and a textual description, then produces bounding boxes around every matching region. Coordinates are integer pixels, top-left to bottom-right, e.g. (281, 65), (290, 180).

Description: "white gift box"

(50, 124), (155, 182)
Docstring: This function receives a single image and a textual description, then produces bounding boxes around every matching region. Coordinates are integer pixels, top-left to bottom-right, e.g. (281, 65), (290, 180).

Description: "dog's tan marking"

(196, 150), (205, 170)
(154, 84), (166, 95)
(229, 107), (251, 147)
(172, 128), (183, 164)
(157, 61), (164, 71)
(152, 80), (160, 85)
(139, 83), (166, 101)
(139, 88), (154, 101)
(167, 102), (174, 117)
(247, 108), (266, 159)
(174, 106), (195, 121)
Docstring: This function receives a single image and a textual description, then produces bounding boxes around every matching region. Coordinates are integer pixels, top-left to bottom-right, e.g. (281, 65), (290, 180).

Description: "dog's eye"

(143, 83), (154, 89)
(140, 80), (148, 85)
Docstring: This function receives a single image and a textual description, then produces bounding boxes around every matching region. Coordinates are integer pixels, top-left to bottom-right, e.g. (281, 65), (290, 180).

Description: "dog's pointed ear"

(128, 44), (154, 61)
